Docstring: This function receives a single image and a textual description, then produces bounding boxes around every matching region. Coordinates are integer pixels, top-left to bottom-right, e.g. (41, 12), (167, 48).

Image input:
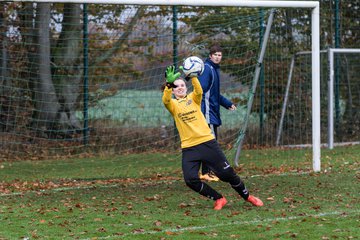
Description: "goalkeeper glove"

(165, 65), (181, 88)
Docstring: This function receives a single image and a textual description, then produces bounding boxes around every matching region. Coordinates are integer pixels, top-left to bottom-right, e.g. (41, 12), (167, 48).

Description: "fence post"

(259, 9), (265, 145)
(83, 3), (89, 145)
(334, 0), (340, 139)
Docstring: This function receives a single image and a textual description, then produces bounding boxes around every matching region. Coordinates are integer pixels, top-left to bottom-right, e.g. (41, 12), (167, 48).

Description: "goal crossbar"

(3, 0), (319, 8)
(3, 0), (321, 172)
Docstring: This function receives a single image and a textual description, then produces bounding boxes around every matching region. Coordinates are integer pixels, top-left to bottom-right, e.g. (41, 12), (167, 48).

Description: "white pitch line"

(80, 209), (360, 240)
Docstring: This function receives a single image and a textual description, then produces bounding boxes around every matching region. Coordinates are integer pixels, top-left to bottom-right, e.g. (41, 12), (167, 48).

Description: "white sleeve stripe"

(203, 64), (214, 124)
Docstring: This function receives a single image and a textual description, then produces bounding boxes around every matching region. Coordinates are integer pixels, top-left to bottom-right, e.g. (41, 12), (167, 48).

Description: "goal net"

(0, 1), (321, 171)
(327, 48), (360, 148)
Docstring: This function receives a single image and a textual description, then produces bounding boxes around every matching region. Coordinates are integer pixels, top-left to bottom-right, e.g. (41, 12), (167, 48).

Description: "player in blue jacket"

(198, 44), (237, 181)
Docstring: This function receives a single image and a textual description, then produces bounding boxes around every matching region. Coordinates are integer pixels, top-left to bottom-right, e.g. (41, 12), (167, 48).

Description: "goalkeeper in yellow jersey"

(162, 65), (263, 210)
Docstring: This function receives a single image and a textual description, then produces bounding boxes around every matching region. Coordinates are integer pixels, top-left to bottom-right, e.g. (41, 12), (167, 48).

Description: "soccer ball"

(182, 56), (204, 77)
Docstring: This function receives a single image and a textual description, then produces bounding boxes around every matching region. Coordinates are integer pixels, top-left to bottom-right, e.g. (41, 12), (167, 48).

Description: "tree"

(6, 3), (149, 138)
(52, 3), (83, 133)
(30, 3), (62, 136)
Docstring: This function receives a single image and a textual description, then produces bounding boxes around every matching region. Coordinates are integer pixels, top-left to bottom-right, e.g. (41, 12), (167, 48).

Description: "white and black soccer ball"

(182, 56), (204, 77)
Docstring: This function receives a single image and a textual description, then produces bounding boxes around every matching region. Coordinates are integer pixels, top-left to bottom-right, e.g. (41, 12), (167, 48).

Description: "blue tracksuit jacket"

(198, 58), (233, 126)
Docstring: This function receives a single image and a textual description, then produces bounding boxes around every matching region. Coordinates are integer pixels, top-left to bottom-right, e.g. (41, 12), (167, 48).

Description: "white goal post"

(6, 0), (321, 172)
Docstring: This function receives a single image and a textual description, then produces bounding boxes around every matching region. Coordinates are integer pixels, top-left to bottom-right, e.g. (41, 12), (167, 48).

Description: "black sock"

(199, 182), (223, 200)
(231, 180), (249, 200)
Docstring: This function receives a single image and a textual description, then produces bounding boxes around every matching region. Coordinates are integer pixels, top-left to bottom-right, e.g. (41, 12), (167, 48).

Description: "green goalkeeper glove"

(165, 65), (181, 84)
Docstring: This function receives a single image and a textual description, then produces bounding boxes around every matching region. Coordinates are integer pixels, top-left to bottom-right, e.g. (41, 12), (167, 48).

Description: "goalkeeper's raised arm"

(190, 76), (203, 105)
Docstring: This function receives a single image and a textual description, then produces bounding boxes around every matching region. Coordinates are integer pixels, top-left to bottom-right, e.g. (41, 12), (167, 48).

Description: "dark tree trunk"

(31, 3), (61, 136)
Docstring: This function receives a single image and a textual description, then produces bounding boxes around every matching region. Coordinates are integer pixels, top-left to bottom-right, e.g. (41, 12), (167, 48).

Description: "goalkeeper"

(162, 65), (263, 210)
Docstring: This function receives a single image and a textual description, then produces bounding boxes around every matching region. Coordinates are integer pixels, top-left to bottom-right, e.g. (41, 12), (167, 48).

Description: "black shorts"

(181, 139), (231, 180)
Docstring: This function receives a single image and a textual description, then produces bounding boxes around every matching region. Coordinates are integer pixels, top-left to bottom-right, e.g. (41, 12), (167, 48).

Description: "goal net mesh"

(0, 2), (317, 162)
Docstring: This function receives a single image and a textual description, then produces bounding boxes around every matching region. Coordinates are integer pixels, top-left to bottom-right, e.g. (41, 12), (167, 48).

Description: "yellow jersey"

(162, 77), (215, 148)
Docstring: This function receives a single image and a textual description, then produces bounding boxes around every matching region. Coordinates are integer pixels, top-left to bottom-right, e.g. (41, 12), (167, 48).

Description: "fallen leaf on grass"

(283, 197), (294, 203)
(144, 194), (161, 201)
(154, 220), (162, 226)
(132, 228), (145, 233)
(178, 202), (195, 208)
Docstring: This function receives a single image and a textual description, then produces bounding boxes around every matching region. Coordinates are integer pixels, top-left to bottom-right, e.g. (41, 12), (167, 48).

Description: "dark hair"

(209, 44), (223, 55)
(160, 82), (167, 92)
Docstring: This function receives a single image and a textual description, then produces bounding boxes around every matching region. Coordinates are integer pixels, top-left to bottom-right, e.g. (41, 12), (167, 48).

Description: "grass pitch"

(0, 145), (359, 239)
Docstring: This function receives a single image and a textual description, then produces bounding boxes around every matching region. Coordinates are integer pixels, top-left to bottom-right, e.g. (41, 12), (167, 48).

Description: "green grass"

(0, 145), (359, 239)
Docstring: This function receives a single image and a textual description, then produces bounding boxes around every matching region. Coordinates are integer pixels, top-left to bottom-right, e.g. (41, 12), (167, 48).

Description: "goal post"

(1, 0), (321, 172)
